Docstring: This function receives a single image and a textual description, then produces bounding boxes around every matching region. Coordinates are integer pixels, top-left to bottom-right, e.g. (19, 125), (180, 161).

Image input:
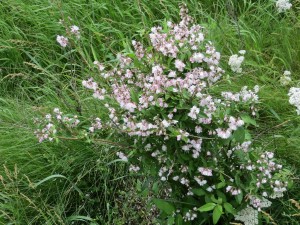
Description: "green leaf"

(213, 205), (223, 224)
(241, 114), (257, 126)
(211, 195), (219, 204)
(216, 182), (226, 189)
(216, 191), (227, 203)
(269, 107), (281, 121)
(192, 188), (205, 196)
(175, 214), (183, 225)
(130, 89), (139, 104)
(153, 199), (175, 215)
(235, 193), (243, 204)
(136, 179), (142, 192)
(223, 202), (235, 215)
(34, 174), (67, 188)
(152, 181), (159, 194)
(167, 216), (175, 225)
(199, 203), (216, 212)
(233, 127), (245, 143)
(66, 215), (94, 222)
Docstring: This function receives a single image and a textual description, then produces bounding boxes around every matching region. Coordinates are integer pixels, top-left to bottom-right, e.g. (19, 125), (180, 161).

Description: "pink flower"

(188, 106), (200, 120)
(198, 167), (213, 176)
(175, 59), (186, 72)
(56, 35), (68, 47)
(70, 25), (80, 38)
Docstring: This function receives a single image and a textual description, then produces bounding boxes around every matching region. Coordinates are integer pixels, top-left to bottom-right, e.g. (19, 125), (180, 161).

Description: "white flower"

(56, 35), (68, 47)
(116, 152), (128, 162)
(276, 0), (292, 13)
(175, 59), (186, 72)
(216, 128), (232, 139)
(94, 61), (105, 71)
(162, 120), (170, 128)
(288, 87), (300, 115)
(198, 167), (213, 176)
(195, 126), (202, 133)
(129, 164), (140, 172)
(284, 70), (291, 76)
(70, 25), (80, 36)
(188, 106), (200, 120)
(234, 207), (259, 225)
(239, 50), (246, 55)
(168, 71), (177, 78)
(228, 54), (244, 73)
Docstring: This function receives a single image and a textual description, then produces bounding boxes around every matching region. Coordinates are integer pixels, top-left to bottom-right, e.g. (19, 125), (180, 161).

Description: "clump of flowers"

(228, 50), (246, 73)
(36, 5), (290, 225)
(56, 17), (81, 47)
(288, 87), (300, 115)
(70, 25), (80, 39)
(275, 0), (292, 13)
(34, 108), (80, 142)
(56, 35), (68, 48)
(280, 70), (292, 86)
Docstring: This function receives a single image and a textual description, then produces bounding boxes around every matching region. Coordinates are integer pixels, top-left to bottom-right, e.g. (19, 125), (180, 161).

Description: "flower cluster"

(234, 197), (272, 225)
(56, 22), (80, 47)
(234, 206), (259, 225)
(56, 35), (68, 48)
(288, 87), (300, 115)
(228, 50), (246, 73)
(70, 25), (80, 39)
(34, 108), (80, 142)
(276, 0), (292, 13)
(38, 4), (290, 225)
(183, 208), (198, 222)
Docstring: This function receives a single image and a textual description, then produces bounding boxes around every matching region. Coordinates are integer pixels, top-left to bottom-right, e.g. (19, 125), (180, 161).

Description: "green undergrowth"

(0, 0), (300, 224)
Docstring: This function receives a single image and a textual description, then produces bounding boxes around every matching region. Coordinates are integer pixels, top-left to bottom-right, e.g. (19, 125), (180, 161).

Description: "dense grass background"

(0, 0), (300, 224)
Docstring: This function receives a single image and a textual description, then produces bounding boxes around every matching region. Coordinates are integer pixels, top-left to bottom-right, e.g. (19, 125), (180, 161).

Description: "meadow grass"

(0, 0), (300, 224)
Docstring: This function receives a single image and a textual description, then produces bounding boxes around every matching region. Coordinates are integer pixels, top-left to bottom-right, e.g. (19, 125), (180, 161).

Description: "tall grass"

(0, 0), (299, 224)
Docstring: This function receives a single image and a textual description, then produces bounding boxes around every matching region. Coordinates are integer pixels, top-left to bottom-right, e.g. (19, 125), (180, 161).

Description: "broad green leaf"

(199, 203), (216, 212)
(213, 205), (223, 224)
(130, 89), (139, 104)
(235, 193), (243, 204)
(216, 182), (226, 189)
(167, 216), (175, 225)
(153, 199), (175, 215)
(192, 188), (205, 196)
(211, 195), (219, 204)
(152, 181), (159, 194)
(233, 127), (245, 143)
(223, 202), (235, 214)
(241, 114), (257, 126)
(175, 214), (183, 225)
(216, 191), (227, 203)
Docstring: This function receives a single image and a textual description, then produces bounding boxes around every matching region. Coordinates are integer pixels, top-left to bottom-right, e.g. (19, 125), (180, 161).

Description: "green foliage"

(0, 0), (299, 224)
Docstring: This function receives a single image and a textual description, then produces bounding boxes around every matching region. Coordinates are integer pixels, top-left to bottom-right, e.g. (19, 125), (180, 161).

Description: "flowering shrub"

(35, 5), (291, 225)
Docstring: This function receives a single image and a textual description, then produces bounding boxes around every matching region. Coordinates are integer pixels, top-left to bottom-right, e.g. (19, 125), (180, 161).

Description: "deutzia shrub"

(36, 5), (290, 225)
